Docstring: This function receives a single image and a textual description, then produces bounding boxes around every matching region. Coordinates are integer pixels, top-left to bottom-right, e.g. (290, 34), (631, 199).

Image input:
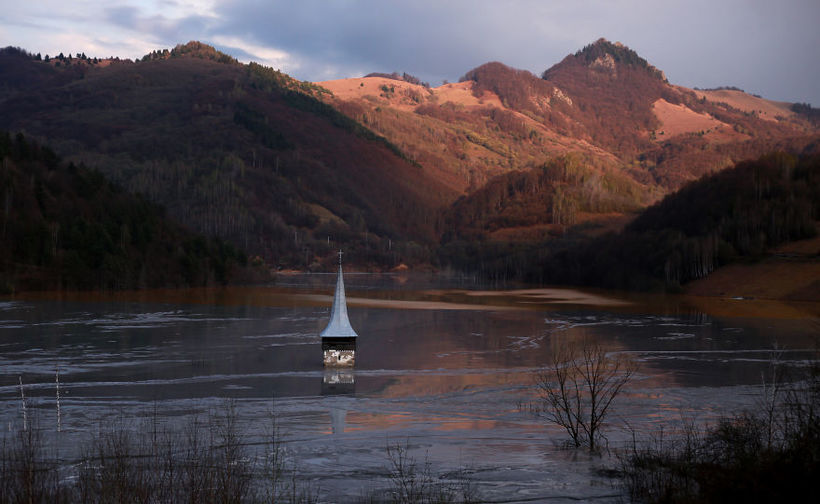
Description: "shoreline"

(4, 282), (818, 320)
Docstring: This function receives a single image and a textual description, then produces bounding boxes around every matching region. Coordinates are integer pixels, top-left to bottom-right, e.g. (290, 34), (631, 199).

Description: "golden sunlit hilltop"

(319, 39), (818, 194)
(314, 39), (819, 297)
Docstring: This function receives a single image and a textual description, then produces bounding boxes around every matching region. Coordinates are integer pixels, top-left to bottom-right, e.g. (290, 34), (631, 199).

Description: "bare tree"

(536, 340), (636, 452)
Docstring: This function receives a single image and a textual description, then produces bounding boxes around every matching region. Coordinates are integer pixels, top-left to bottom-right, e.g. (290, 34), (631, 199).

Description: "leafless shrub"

(361, 441), (480, 504)
(3, 400), (318, 503)
(620, 340), (820, 503)
(536, 339), (636, 452)
(618, 419), (706, 503)
(0, 417), (67, 504)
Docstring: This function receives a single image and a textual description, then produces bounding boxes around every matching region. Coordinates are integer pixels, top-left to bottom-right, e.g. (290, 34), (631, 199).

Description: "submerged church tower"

(321, 251), (357, 367)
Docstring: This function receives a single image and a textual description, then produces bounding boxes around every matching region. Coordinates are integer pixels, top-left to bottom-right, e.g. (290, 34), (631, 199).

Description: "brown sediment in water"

(7, 283), (818, 319)
(457, 288), (633, 307)
(9, 287), (526, 311)
(6, 285), (630, 311)
(320, 295), (526, 311)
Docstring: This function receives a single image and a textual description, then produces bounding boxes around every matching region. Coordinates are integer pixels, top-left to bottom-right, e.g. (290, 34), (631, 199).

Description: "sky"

(2, 0), (819, 105)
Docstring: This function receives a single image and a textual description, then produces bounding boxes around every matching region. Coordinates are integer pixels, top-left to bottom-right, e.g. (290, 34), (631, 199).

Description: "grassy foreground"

(0, 402), (479, 504)
(620, 351), (820, 503)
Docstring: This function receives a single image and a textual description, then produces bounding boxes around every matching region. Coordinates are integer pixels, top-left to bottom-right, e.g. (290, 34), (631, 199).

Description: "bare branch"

(536, 339), (636, 452)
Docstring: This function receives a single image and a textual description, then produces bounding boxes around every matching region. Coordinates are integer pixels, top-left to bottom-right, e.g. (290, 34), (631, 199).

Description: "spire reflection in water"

(322, 368), (355, 395)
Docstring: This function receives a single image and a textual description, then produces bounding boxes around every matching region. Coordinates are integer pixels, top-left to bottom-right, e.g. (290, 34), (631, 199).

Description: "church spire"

(320, 250), (358, 339)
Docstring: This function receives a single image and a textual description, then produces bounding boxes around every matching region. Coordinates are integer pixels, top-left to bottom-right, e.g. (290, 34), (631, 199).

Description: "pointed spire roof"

(321, 251), (358, 338)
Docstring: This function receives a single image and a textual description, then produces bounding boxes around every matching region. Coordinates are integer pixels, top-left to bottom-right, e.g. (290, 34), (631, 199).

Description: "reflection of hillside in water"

(3, 288), (817, 406)
(4, 286), (818, 503)
(5, 284), (816, 404)
(352, 303), (818, 401)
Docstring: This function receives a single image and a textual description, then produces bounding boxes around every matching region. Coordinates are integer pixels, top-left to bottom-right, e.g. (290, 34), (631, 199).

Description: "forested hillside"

(0, 44), (451, 272)
(437, 153), (819, 291)
(537, 152), (820, 291)
(441, 154), (652, 242)
(323, 39), (819, 265)
(0, 132), (256, 292)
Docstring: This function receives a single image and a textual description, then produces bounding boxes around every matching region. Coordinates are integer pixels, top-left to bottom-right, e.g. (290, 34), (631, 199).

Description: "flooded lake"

(1, 274), (818, 502)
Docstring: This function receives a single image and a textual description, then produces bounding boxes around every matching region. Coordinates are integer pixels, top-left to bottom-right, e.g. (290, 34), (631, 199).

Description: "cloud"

(206, 0), (820, 104)
(210, 35), (293, 69)
(211, 0), (573, 83)
(104, 4), (216, 48)
(1, 0), (818, 103)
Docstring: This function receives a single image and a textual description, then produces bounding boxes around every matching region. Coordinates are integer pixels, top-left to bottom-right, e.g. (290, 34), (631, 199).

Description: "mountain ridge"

(318, 39), (818, 258)
(1, 39), (818, 290)
(321, 38), (817, 191)
(0, 44), (452, 272)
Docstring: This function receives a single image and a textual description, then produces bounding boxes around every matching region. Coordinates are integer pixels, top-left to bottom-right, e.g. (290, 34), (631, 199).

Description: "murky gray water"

(1, 276), (818, 502)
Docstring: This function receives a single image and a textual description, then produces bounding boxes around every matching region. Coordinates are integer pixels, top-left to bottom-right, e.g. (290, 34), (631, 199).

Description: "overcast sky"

(3, 0), (819, 104)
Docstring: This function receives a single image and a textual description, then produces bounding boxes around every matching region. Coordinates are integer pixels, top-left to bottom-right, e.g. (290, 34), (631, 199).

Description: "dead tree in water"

(537, 340), (636, 452)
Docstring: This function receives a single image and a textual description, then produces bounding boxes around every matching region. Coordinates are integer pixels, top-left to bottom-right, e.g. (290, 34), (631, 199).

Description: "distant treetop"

(141, 48), (171, 62)
(141, 41), (238, 65)
(1, 46), (105, 66)
(573, 38), (665, 81)
(694, 85), (746, 92)
(0, 46), (35, 58)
